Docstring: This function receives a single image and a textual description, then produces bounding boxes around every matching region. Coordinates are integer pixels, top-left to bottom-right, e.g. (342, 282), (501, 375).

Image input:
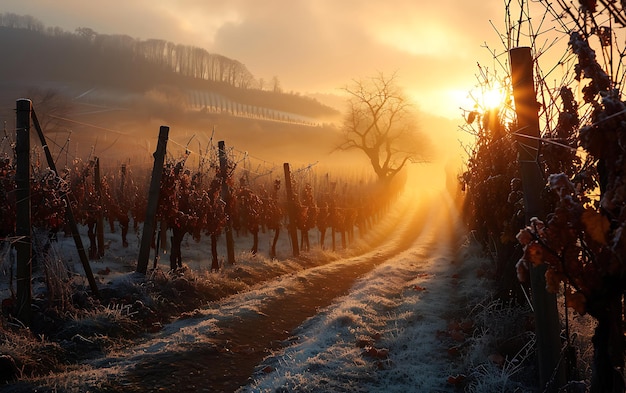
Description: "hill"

(0, 14), (348, 166)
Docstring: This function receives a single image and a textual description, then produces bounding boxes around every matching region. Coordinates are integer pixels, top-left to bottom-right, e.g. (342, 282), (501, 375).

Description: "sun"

(481, 84), (506, 110)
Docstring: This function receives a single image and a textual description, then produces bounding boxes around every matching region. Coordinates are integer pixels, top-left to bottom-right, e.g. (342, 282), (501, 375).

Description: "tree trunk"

(87, 220), (98, 260)
(211, 234), (219, 271)
(159, 221), (168, 253)
(300, 230), (310, 251)
(152, 224), (161, 270)
(170, 227), (184, 270)
(270, 228), (280, 259)
(251, 229), (259, 255)
(120, 215), (129, 248)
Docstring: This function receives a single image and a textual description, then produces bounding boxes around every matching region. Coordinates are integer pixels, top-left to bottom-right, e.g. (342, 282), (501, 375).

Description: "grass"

(0, 211), (598, 392)
(0, 238), (342, 388)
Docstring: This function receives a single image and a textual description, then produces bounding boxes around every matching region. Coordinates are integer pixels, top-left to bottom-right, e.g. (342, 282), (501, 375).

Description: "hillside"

(0, 17), (340, 114)
(0, 16), (349, 166)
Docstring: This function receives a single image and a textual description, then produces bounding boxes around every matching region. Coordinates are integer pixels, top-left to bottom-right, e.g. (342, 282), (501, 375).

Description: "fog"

(2, 0), (510, 119)
(0, 6), (469, 186)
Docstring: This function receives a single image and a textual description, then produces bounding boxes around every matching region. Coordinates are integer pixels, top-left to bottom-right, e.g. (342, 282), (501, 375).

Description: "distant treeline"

(0, 12), (255, 89)
(0, 13), (339, 120)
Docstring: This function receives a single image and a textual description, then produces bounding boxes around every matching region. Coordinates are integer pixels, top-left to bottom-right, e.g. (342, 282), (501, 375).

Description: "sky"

(2, 0), (510, 119)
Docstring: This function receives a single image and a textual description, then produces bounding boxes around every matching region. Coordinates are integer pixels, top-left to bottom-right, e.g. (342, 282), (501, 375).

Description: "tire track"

(243, 187), (470, 392)
(110, 190), (441, 392)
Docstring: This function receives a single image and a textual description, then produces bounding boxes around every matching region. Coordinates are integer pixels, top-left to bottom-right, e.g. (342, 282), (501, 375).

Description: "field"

(0, 162), (542, 392)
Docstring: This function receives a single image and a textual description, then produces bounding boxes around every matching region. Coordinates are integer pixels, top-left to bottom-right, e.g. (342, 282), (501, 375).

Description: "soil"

(2, 189), (466, 393)
(113, 199), (431, 393)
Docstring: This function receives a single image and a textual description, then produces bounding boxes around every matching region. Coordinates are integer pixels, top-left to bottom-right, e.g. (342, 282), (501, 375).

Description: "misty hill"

(0, 14), (353, 168)
(0, 13), (341, 124)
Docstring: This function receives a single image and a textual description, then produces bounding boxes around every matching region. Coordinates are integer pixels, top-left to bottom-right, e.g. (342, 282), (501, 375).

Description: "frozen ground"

(240, 187), (479, 393)
(1, 163), (508, 392)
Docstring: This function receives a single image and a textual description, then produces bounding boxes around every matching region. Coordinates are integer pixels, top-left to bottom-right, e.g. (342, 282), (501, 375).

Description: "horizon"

(1, 1), (514, 120)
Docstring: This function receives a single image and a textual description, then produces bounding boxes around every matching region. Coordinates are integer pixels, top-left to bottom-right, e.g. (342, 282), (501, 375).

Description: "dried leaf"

(581, 208), (610, 245)
(565, 289), (587, 315)
(526, 242), (544, 266)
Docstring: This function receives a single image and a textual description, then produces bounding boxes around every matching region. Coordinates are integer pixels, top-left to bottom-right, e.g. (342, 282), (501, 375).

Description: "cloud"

(200, 0), (503, 96)
(2, 0), (506, 117)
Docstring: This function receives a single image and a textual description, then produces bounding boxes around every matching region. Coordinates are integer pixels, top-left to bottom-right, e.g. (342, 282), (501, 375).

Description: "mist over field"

(0, 12), (464, 179)
(5, 0), (626, 391)
(0, 10), (507, 393)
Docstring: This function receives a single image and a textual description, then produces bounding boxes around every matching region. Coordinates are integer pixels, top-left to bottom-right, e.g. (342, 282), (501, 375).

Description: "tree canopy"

(338, 73), (431, 183)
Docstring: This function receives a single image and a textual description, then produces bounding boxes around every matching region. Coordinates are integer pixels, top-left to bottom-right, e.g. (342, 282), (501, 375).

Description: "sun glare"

(481, 85), (505, 110)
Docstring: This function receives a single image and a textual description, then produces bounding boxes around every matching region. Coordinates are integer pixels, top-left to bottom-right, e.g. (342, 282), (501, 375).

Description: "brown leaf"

(581, 208), (609, 245)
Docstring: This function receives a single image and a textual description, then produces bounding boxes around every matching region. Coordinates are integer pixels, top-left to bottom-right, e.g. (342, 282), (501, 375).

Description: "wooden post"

(15, 99), (32, 325)
(510, 46), (564, 391)
(120, 164), (126, 196)
(218, 141), (235, 265)
(30, 108), (99, 297)
(283, 163), (300, 257)
(94, 157), (105, 258)
(137, 126), (169, 274)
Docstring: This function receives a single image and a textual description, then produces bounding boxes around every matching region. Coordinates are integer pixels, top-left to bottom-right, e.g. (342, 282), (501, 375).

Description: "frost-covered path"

(241, 186), (477, 392)
(21, 177), (482, 393)
(82, 182), (472, 393)
(117, 190), (436, 392)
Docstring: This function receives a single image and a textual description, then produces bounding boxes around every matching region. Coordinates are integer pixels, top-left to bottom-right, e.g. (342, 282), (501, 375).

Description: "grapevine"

(235, 176), (263, 255)
(502, 2), (626, 391)
(260, 179), (282, 258)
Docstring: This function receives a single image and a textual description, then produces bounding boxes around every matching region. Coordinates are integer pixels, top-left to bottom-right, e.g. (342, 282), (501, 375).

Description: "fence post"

(137, 126), (169, 274)
(120, 163), (126, 196)
(509, 46), (564, 391)
(30, 108), (99, 297)
(15, 99), (32, 325)
(94, 157), (105, 258)
(283, 163), (300, 257)
(218, 141), (236, 265)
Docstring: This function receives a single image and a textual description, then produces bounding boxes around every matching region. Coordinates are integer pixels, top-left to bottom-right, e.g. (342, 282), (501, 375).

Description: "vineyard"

(186, 89), (324, 126)
(6, 0), (626, 391)
(457, 1), (626, 392)
(0, 98), (404, 310)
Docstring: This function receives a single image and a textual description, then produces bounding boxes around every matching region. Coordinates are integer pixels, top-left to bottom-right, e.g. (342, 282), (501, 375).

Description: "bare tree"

(338, 72), (430, 183)
(271, 76), (282, 93)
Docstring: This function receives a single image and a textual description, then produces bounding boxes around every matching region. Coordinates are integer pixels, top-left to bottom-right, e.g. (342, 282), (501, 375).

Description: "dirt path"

(0, 186), (466, 393)
(99, 190), (444, 393)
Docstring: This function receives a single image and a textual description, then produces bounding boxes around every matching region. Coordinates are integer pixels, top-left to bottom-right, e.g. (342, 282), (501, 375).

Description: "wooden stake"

(94, 157), (105, 258)
(137, 126), (169, 274)
(218, 141), (235, 265)
(30, 108), (99, 297)
(510, 46), (564, 391)
(283, 163), (300, 257)
(120, 164), (126, 196)
(15, 99), (32, 325)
